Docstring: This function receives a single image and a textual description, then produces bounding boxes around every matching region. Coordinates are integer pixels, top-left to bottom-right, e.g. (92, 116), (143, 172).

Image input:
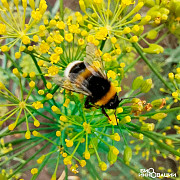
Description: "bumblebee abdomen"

(87, 76), (111, 101)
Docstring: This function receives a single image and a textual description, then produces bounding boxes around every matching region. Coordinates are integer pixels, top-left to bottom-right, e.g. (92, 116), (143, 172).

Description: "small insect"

(54, 43), (124, 124)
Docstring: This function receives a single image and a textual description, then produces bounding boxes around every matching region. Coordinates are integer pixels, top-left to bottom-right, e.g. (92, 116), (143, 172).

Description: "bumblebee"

(54, 43), (121, 122)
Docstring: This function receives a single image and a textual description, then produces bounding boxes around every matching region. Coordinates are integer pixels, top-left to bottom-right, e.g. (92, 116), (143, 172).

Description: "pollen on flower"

(84, 150), (90, 159)
(63, 156), (72, 165)
(62, 153), (67, 157)
(13, 68), (20, 77)
(79, 160), (86, 167)
(15, 52), (21, 59)
(99, 161), (107, 171)
(34, 120), (40, 127)
(78, 38), (85, 46)
(46, 82), (52, 89)
(60, 115), (68, 122)
(65, 33), (73, 43)
(50, 53), (60, 64)
(63, 99), (70, 107)
(46, 93), (53, 100)
(8, 123), (16, 131)
(29, 81), (35, 88)
(29, 72), (36, 78)
(54, 47), (63, 54)
(172, 92), (178, 98)
(110, 133), (120, 141)
(32, 130), (41, 137)
(1, 45), (9, 52)
(31, 168), (38, 175)
(22, 36), (31, 45)
(37, 155), (45, 164)
(32, 101), (43, 109)
(107, 70), (116, 80)
(38, 90), (44, 95)
(48, 65), (59, 75)
(25, 131), (31, 139)
(56, 131), (61, 137)
(65, 139), (73, 147)
(177, 115), (180, 120)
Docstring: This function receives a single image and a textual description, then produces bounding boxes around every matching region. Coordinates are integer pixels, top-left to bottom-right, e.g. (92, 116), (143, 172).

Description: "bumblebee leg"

(114, 109), (118, 125)
(101, 107), (111, 121)
(85, 97), (93, 109)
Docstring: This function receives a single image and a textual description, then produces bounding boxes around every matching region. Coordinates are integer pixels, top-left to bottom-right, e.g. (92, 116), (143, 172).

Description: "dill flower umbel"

(0, 72), (41, 139)
(0, 0), (47, 52)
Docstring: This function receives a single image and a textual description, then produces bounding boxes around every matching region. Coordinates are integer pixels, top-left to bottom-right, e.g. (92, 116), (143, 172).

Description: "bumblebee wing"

(52, 75), (91, 96)
(84, 43), (106, 78)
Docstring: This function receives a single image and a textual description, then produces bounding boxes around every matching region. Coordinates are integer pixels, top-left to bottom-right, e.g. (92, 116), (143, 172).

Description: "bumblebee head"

(105, 93), (120, 109)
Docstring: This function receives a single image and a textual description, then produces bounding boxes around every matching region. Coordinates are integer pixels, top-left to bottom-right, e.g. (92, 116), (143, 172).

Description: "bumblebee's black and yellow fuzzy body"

(64, 61), (120, 110)
(54, 43), (121, 122)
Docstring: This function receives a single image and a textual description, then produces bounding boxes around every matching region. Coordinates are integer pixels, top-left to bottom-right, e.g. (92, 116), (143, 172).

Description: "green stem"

(4, 52), (22, 73)
(60, 0), (64, 21)
(142, 131), (180, 157)
(0, 139), (44, 167)
(8, 142), (49, 179)
(30, 54), (47, 86)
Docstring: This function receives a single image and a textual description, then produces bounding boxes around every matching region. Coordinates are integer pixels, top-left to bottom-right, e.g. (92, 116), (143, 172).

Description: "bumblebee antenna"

(118, 96), (135, 102)
(101, 107), (111, 122)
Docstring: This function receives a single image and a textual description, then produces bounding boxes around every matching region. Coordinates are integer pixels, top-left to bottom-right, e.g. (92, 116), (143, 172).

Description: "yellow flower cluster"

(0, 0), (47, 53)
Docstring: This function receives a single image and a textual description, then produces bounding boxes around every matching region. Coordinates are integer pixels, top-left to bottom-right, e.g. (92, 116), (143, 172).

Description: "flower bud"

(108, 147), (118, 165)
(29, 0), (35, 10)
(110, 133), (120, 141)
(140, 123), (155, 131)
(99, 161), (107, 171)
(139, 15), (151, 25)
(151, 113), (167, 120)
(56, 131), (61, 137)
(132, 133), (143, 140)
(79, 160), (86, 167)
(51, 105), (61, 114)
(159, 7), (169, 15)
(32, 130), (41, 137)
(133, 2), (144, 13)
(46, 93), (53, 100)
(84, 150), (90, 159)
(151, 98), (166, 109)
(12, 68), (20, 78)
(143, 44), (164, 54)
(132, 76), (144, 90)
(140, 79), (152, 93)
(146, 30), (158, 40)
(0, 82), (5, 89)
(172, 92), (179, 98)
(31, 168), (38, 175)
(37, 155), (45, 164)
(175, 74), (180, 83)
(63, 156), (72, 165)
(79, 0), (86, 13)
(120, 116), (131, 124)
(123, 146), (132, 165)
(29, 81), (35, 88)
(168, 73), (174, 81)
(65, 139), (73, 147)
(25, 131), (31, 139)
